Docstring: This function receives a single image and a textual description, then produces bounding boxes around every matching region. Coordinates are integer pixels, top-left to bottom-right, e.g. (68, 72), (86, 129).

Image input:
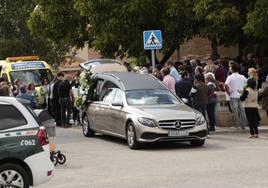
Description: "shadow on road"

(54, 127), (226, 151)
(92, 134), (224, 151)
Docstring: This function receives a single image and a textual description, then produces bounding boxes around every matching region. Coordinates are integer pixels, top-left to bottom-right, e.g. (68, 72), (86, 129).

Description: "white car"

(0, 97), (54, 187)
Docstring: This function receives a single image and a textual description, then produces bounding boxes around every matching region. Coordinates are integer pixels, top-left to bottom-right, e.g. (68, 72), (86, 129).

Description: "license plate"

(168, 131), (189, 137)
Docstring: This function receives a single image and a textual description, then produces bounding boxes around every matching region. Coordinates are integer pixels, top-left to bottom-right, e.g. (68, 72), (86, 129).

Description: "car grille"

(158, 119), (196, 130)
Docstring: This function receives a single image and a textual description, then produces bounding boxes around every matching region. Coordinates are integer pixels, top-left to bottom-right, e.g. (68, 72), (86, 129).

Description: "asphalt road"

(37, 127), (268, 188)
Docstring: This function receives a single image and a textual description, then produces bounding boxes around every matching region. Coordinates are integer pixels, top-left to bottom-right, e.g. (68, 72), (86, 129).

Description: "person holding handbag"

(205, 74), (218, 132)
(190, 74), (208, 119)
(240, 78), (260, 138)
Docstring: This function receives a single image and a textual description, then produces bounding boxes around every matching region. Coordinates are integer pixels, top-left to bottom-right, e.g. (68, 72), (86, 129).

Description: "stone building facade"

(169, 37), (239, 61)
(60, 37), (239, 72)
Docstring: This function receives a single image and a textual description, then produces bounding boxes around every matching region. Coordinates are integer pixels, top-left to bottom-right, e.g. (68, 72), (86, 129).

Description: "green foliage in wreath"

(76, 70), (92, 108)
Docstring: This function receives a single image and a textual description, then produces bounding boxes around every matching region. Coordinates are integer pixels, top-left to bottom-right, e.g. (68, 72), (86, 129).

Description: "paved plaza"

(37, 127), (268, 188)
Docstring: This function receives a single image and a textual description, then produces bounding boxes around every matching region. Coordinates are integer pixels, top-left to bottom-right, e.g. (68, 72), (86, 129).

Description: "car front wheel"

(126, 122), (140, 149)
(82, 114), (95, 137)
(190, 139), (205, 147)
(0, 163), (30, 188)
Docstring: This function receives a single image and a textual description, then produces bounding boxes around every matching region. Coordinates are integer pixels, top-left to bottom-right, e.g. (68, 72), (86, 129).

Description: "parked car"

(81, 72), (208, 149)
(0, 97), (54, 187)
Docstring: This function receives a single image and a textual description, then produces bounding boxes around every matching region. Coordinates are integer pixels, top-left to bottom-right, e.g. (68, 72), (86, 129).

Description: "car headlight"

(138, 117), (157, 127)
(195, 113), (206, 126)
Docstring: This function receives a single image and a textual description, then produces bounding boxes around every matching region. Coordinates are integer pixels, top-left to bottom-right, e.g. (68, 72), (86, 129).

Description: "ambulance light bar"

(6, 56), (40, 62)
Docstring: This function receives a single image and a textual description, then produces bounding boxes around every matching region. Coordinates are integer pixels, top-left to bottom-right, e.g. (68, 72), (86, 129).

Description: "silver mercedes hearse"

(81, 72), (207, 149)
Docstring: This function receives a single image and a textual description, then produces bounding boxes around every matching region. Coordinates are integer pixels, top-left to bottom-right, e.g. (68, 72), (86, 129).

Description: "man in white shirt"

(166, 61), (181, 82)
(225, 62), (247, 129)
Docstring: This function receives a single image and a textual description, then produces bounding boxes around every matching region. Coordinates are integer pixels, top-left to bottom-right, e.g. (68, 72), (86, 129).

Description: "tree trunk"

(145, 50), (151, 61)
(211, 37), (219, 59)
(176, 46), (180, 61)
(237, 39), (245, 57)
(159, 48), (176, 65)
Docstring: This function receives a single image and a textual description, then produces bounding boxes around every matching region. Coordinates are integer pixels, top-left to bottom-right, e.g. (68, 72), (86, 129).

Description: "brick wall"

(167, 37), (239, 61)
(71, 37), (238, 65)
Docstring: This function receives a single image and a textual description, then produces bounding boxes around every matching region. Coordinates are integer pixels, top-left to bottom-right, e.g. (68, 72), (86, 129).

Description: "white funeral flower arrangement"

(76, 70), (92, 108)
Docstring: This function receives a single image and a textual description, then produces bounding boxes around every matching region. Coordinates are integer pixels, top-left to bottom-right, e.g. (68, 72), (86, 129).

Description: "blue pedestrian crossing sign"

(143, 30), (162, 50)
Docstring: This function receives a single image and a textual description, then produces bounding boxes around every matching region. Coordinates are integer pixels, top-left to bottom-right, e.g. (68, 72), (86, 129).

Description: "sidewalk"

(69, 124), (268, 136)
(68, 119), (268, 135)
(211, 125), (268, 135)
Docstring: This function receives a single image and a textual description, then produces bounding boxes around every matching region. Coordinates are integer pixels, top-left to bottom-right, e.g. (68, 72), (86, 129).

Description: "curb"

(59, 125), (268, 135)
(210, 126), (268, 135)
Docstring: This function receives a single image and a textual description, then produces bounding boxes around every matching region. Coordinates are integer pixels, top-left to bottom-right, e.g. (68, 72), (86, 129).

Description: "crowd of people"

(1, 54), (268, 137)
(124, 54), (268, 137)
(46, 72), (81, 128)
(0, 72), (81, 128)
(0, 78), (38, 108)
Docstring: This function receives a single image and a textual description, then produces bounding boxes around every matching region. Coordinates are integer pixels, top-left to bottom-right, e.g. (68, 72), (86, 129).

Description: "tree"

(243, 0), (268, 56)
(244, 0), (268, 39)
(0, 0), (68, 66)
(28, 0), (90, 50)
(193, 0), (256, 57)
(28, 0), (198, 64)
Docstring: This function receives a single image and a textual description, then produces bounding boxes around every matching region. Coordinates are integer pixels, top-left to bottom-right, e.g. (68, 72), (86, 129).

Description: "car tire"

(57, 153), (66, 165)
(50, 156), (58, 166)
(82, 114), (95, 137)
(0, 163), (30, 188)
(126, 122), (140, 149)
(190, 139), (205, 147)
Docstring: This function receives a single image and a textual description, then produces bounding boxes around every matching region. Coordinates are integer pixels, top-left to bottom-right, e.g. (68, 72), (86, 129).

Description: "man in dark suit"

(191, 74), (209, 118)
(58, 74), (73, 128)
(52, 72), (64, 126)
(175, 71), (193, 107)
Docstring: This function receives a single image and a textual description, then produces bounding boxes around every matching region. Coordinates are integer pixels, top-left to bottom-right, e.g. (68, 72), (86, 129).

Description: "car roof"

(80, 59), (127, 73)
(0, 97), (17, 105)
(0, 97), (31, 107)
(96, 72), (166, 91)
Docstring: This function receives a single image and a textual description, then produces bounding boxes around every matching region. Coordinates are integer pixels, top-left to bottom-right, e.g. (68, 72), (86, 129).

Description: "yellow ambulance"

(0, 56), (54, 107)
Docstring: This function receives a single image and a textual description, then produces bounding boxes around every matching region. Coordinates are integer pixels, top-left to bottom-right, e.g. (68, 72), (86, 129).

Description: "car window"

(126, 89), (180, 105)
(102, 88), (117, 104)
(92, 79), (104, 101)
(0, 105), (27, 130)
(113, 89), (123, 104)
(99, 81), (119, 101)
(9, 69), (53, 86)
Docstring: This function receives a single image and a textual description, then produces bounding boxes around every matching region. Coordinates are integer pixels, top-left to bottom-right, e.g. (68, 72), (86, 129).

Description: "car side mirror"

(181, 98), (188, 103)
(111, 101), (123, 107)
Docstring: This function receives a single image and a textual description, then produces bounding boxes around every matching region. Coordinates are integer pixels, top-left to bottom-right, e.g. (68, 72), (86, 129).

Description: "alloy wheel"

(0, 170), (24, 188)
(127, 124), (135, 147)
(82, 117), (88, 135)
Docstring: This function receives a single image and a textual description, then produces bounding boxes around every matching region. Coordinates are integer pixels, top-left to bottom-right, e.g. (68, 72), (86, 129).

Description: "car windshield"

(10, 69), (53, 86)
(126, 89), (180, 105)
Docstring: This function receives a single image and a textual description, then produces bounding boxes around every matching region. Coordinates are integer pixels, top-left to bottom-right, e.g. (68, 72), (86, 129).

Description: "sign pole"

(151, 49), (155, 69)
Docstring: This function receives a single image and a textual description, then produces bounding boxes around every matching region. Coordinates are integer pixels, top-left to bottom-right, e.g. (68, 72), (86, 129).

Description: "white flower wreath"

(76, 70), (92, 108)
